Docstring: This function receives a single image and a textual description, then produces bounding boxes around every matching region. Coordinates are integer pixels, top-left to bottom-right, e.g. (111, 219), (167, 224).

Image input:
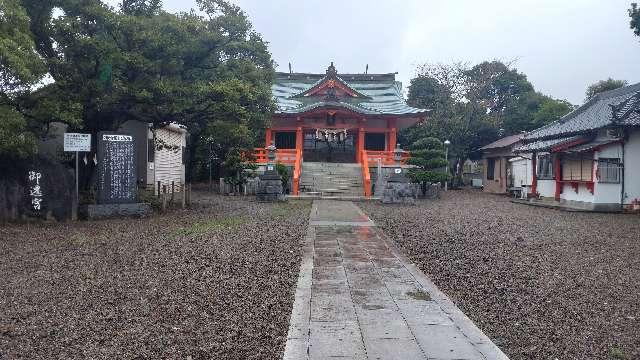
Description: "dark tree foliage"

(631, 3), (640, 37)
(120, 0), (162, 16)
(585, 78), (628, 101)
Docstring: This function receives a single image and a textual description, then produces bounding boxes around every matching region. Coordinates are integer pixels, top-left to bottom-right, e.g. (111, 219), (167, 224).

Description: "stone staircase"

(299, 162), (364, 197)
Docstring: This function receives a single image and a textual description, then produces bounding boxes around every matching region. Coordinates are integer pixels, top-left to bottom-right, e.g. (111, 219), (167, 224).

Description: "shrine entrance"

(303, 129), (356, 163)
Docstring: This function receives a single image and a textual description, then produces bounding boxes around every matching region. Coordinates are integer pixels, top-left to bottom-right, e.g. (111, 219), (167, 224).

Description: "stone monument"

(382, 144), (417, 204)
(97, 133), (137, 204)
(256, 143), (285, 202)
(81, 132), (151, 219)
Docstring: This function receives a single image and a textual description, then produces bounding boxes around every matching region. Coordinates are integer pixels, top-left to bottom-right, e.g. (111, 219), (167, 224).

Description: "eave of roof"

(480, 134), (524, 150)
(523, 83), (640, 141)
(564, 138), (622, 153)
(514, 136), (585, 153)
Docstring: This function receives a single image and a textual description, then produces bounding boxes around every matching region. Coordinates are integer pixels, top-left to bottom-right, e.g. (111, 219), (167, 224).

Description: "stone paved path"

(283, 200), (509, 360)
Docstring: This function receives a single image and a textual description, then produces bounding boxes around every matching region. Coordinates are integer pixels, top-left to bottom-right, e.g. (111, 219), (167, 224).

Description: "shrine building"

(255, 63), (428, 196)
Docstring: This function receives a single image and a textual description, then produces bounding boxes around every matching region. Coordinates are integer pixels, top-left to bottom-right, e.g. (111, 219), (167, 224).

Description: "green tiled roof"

(273, 71), (428, 117)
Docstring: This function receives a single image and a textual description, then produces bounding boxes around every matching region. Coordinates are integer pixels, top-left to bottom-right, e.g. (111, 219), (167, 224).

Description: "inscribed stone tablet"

(97, 132), (137, 204)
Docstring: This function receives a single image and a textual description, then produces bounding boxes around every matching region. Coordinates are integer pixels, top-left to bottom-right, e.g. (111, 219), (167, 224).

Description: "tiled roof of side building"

(524, 82), (640, 140)
(514, 136), (585, 153)
(613, 91), (640, 126)
(479, 134), (524, 150)
(273, 72), (428, 116)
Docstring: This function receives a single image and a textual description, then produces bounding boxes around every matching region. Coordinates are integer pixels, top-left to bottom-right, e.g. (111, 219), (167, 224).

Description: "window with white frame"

(597, 158), (622, 183)
(537, 154), (554, 179)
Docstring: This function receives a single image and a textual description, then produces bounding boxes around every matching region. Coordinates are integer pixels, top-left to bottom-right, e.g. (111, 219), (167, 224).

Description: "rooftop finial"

(326, 62), (337, 76)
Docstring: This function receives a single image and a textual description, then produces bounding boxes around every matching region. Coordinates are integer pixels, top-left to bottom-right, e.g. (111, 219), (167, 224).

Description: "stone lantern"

(257, 142), (285, 202)
(382, 143), (416, 204)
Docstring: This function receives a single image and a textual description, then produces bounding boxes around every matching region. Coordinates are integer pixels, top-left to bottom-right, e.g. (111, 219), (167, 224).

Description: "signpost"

(64, 133), (91, 219)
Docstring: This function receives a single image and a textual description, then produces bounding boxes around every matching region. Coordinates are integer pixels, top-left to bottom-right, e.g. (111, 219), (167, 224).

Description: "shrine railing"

(363, 150), (410, 165)
(253, 148), (302, 195)
(253, 148), (297, 164)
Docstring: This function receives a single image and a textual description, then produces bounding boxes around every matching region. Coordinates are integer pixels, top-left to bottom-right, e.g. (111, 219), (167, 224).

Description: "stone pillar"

(382, 145), (417, 204)
(257, 143), (285, 202)
(382, 168), (416, 204)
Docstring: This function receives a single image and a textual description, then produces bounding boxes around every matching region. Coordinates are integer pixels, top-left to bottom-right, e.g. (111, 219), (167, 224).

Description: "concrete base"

(512, 198), (622, 213)
(256, 172), (285, 202)
(80, 203), (152, 220)
(417, 183), (441, 199)
(382, 182), (417, 204)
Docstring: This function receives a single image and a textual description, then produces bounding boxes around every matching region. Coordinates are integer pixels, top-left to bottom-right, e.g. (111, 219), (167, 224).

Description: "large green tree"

(502, 92), (573, 133)
(0, 0), (48, 159)
(11, 0), (274, 182)
(403, 61), (572, 165)
(585, 78), (628, 101)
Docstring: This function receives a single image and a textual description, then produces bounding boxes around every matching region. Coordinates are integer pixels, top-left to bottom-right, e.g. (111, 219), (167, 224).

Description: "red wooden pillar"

(358, 127), (365, 163)
(265, 128), (272, 147)
(554, 155), (562, 200)
(295, 126), (303, 152)
(531, 152), (537, 196)
(387, 119), (397, 152)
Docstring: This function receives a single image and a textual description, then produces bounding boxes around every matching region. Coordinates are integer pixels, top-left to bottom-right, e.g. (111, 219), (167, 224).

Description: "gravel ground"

(361, 190), (640, 360)
(0, 193), (311, 360)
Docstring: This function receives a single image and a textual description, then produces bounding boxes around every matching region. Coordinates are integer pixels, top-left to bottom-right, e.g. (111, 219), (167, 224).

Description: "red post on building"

(530, 152), (537, 197)
(265, 128), (272, 148)
(358, 127), (365, 161)
(387, 119), (397, 152)
(554, 155), (562, 200)
(295, 127), (303, 152)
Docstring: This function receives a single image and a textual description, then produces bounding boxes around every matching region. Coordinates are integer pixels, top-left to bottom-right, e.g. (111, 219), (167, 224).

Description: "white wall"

(509, 156), (532, 187)
(537, 180), (555, 198)
(154, 126), (186, 192)
(593, 143), (622, 205)
(560, 183), (594, 203)
(624, 129), (640, 205)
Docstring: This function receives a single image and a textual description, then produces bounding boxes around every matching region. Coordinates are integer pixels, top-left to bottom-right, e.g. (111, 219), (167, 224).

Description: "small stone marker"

(97, 132), (137, 204)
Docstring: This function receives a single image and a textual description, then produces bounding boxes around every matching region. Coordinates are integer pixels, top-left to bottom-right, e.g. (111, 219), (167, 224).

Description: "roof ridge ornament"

(326, 62), (338, 77)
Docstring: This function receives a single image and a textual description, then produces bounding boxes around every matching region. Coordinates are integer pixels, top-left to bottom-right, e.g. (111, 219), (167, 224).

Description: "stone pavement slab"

(283, 200), (509, 360)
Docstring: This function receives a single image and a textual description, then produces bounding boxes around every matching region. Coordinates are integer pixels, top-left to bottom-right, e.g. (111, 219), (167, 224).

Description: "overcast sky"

(108, 0), (640, 105)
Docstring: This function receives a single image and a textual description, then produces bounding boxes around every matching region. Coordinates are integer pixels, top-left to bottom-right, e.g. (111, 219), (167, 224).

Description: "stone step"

(300, 161), (364, 196)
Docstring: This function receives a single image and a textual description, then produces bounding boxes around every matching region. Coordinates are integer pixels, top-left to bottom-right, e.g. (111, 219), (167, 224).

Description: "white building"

(119, 121), (188, 193)
(514, 83), (640, 212)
